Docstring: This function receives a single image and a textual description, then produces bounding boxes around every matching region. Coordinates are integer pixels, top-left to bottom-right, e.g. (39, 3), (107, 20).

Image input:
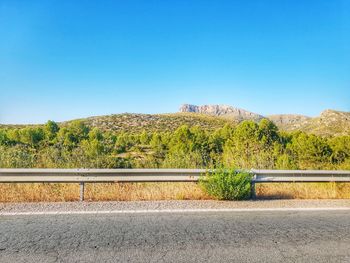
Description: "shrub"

(200, 168), (252, 200)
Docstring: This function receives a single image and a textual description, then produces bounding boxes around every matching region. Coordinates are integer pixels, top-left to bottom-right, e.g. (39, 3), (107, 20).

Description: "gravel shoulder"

(1, 199), (350, 214)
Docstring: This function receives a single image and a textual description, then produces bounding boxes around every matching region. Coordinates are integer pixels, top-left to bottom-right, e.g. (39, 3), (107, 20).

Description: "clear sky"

(1, 0), (349, 124)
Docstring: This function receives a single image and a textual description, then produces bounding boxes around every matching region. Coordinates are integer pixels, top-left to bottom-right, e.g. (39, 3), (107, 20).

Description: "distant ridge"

(179, 104), (264, 122)
(179, 104), (350, 136)
(267, 114), (311, 128)
(1, 105), (349, 137)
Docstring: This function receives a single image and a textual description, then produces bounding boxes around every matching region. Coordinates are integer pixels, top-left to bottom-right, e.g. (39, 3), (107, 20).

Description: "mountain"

(1, 106), (349, 137)
(267, 114), (312, 130)
(179, 104), (350, 136)
(267, 110), (350, 136)
(179, 104), (264, 121)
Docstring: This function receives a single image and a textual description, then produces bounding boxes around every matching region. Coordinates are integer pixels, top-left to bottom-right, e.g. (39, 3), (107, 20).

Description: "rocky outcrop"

(319, 109), (350, 123)
(267, 114), (311, 130)
(179, 104), (264, 121)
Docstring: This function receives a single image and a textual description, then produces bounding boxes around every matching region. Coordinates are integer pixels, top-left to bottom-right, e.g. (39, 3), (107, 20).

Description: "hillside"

(1, 107), (349, 136)
(76, 108), (349, 136)
(267, 114), (312, 130)
(266, 110), (350, 136)
(64, 113), (236, 133)
(180, 104), (350, 136)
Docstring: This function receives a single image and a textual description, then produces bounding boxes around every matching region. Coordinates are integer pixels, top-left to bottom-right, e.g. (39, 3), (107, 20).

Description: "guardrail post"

(251, 174), (256, 199)
(79, 182), (85, 201)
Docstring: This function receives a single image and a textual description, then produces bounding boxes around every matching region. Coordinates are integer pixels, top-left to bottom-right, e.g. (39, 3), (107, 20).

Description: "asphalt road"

(1, 210), (350, 263)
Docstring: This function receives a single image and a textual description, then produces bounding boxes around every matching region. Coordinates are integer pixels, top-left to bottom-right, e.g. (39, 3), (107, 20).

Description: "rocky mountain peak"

(179, 104), (264, 121)
(319, 109), (350, 122)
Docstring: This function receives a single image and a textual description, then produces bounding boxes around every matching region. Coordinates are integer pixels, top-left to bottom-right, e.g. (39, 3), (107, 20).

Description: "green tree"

(330, 136), (350, 165)
(0, 129), (9, 145)
(19, 127), (45, 146)
(57, 121), (89, 147)
(287, 132), (332, 169)
(258, 119), (279, 145)
(7, 129), (21, 143)
(168, 125), (193, 154)
(223, 120), (280, 169)
(44, 120), (59, 141)
(150, 132), (163, 150)
(115, 132), (133, 153)
(88, 128), (103, 141)
(81, 139), (104, 158)
(140, 130), (150, 145)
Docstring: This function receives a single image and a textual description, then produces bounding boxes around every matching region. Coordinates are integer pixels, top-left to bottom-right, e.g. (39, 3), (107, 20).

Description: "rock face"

(311, 109), (350, 136)
(319, 109), (350, 123)
(179, 104), (264, 121)
(267, 114), (311, 130)
(267, 114), (311, 125)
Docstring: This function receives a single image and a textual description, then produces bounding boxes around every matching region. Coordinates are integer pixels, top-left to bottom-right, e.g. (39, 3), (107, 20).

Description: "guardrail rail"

(1, 168), (350, 201)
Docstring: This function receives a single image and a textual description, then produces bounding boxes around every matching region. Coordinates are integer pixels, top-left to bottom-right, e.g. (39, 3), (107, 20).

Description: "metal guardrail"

(249, 169), (350, 198)
(0, 168), (350, 201)
(251, 169), (350, 182)
(0, 169), (203, 183)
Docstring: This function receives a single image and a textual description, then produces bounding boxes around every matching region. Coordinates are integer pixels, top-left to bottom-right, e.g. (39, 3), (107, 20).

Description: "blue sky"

(1, 0), (349, 124)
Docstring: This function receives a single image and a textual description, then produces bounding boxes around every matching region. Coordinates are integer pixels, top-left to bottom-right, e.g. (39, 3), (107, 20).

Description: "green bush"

(200, 168), (253, 200)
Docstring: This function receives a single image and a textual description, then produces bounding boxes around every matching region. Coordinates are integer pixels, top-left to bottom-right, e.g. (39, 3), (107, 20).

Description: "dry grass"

(0, 183), (210, 202)
(0, 183), (79, 202)
(85, 183), (210, 201)
(257, 183), (350, 199)
(1, 182), (350, 202)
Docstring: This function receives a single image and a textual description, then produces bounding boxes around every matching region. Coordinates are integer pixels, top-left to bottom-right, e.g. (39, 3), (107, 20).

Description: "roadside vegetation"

(1, 182), (350, 202)
(200, 168), (252, 200)
(0, 183), (209, 202)
(1, 118), (349, 170)
(0, 118), (349, 201)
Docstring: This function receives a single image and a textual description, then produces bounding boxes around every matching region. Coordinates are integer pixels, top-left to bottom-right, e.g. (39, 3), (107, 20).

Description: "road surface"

(1, 209), (350, 262)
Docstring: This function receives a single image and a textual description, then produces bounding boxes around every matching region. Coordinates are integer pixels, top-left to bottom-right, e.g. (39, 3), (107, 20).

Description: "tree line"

(0, 119), (349, 170)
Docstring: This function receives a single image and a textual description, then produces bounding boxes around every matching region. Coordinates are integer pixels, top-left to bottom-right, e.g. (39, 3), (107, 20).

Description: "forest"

(0, 119), (349, 170)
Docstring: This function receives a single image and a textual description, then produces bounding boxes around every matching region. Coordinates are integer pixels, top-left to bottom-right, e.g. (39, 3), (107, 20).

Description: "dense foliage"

(0, 119), (349, 170)
(200, 168), (252, 200)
